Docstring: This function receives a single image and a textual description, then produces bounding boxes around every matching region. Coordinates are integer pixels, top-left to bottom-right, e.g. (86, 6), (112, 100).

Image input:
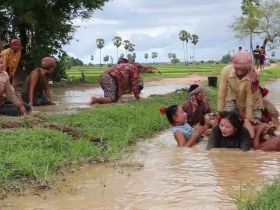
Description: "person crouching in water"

(182, 84), (212, 128)
(21, 57), (56, 106)
(0, 56), (31, 116)
(160, 105), (207, 147)
(89, 62), (143, 104)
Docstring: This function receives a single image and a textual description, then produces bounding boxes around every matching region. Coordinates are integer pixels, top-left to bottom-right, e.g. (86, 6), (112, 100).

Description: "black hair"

(239, 46), (242, 49)
(256, 45), (259, 48)
(220, 111), (244, 130)
(189, 84), (199, 93)
(260, 46), (264, 49)
(165, 105), (179, 124)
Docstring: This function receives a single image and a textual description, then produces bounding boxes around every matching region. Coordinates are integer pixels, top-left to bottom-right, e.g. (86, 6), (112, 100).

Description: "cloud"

(63, 0), (280, 64)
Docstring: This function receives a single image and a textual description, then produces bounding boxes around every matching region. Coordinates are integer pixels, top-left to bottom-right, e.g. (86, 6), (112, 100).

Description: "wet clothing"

(99, 73), (119, 102)
(21, 68), (51, 106)
(182, 99), (211, 126)
(206, 125), (251, 151)
(218, 65), (263, 119)
(100, 63), (141, 102)
(172, 123), (202, 142)
(0, 100), (31, 116)
(0, 48), (21, 78)
(263, 98), (279, 123)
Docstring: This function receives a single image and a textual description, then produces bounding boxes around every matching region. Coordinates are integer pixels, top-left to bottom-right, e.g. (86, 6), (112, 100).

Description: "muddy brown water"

(26, 83), (188, 114)
(2, 81), (280, 209)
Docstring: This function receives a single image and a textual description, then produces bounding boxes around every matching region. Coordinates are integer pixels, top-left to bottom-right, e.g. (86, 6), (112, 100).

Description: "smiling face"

(219, 118), (237, 137)
(173, 106), (188, 125)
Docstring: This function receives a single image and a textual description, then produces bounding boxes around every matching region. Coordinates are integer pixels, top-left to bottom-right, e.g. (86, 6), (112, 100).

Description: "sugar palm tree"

(179, 30), (187, 65)
(185, 32), (192, 65)
(144, 53), (148, 63)
(128, 43), (135, 53)
(191, 34), (199, 63)
(96, 38), (105, 65)
(119, 53), (124, 59)
(152, 52), (158, 63)
(113, 36), (122, 62)
(123, 40), (130, 57)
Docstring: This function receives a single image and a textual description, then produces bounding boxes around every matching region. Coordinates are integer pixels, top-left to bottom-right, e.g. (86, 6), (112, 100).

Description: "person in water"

(0, 39), (23, 85)
(182, 84), (212, 127)
(218, 50), (263, 120)
(21, 57), (56, 106)
(0, 56), (31, 116)
(160, 105), (207, 147)
(206, 111), (251, 152)
(89, 62), (143, 104)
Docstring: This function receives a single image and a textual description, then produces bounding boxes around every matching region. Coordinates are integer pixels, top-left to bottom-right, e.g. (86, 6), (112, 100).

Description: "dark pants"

(0, 101), (31, 116)
(22, 94), (52, 106)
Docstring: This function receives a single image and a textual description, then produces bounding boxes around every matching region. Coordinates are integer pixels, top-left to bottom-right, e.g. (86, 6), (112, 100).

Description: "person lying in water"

(206, 111), (251, 152)
(89, 62), (143, 104)
(0, 56), (31, 116)
(182, 84), (213, 127)
(21, 57), (56, 106)
(160, 105), (208, 147)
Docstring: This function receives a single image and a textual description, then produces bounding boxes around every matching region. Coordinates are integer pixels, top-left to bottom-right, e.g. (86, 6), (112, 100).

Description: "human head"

(217, 111), (244, 137)
(160, 105), (187, 125)
(256, 45), (259, 50)
(41, 57), (56, 72)
(10, 39), (22, 53)
(260, 46), (264, 52)
(238, 47), (242, 51)
(118, 58), (129, 64)
(0, 57), (4, 73)
(131, 62), (143, 74)
(231, 50), (252, 78)
(189, 84), (205, 101)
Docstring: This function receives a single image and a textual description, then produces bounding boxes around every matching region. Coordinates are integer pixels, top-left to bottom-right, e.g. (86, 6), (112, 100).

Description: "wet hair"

(165, 105), (179, 124)
(189, 84), (199, 93)
(220, 111), (244, 130)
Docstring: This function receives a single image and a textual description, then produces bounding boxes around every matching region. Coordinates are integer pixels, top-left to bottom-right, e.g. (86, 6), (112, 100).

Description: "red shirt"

(260, 51), (265, 60)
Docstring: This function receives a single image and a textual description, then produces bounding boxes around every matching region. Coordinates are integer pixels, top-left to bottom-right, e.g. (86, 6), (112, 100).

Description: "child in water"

(160, 105), (207, 147)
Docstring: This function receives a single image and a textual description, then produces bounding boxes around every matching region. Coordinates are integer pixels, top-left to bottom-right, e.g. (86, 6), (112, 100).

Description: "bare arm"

(29, 71), (39, 104)
(174, 126), (203, 147)
(44, 75), (51, 100)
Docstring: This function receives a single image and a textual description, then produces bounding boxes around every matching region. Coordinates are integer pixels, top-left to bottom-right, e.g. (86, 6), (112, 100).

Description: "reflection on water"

(3, 131), (280, 210)
(30, 84), (188, 114)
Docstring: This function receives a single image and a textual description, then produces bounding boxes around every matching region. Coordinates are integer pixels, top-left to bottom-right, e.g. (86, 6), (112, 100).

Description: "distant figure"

(0, 56), (31, 116)
(260, 47), (266, 71)
(0, 39), (23, 84)
(238, 46), (242, 51)
(253, 45), (260, 70)
(21, 57), (56, 106)
(206, 111), (251, 152)
(218, 50), (263, 120)
(182, 84), (212, 127)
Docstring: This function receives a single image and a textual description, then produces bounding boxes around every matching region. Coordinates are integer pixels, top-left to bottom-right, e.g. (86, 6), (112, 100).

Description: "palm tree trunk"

(182, 41), (186, 65)
(100, 49), (101, 65)
(117, 47), (118, 63)
(193, 44), (195, 63)
(186, 41), (188, 65)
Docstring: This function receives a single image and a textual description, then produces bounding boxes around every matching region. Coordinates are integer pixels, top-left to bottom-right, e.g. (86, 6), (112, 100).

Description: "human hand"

(50, 101), (56, 105)
(29, 101), (33, 106)
(18, 104), (27, 115)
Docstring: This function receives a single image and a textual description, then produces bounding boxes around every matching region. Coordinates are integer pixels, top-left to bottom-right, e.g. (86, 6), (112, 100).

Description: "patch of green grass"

(236, 179), (280, 210)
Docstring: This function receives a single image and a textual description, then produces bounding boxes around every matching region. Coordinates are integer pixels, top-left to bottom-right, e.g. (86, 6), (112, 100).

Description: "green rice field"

(66, 63), (227, 78)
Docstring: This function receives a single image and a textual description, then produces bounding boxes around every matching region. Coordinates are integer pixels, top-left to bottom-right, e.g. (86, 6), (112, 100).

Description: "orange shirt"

(0, 48), (21, 78)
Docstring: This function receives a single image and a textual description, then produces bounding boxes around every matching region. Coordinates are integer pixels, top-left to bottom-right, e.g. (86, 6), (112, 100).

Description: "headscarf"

(41, 57), (56, 68)
(231, 50), (259, 92)
(130, 62), (143, 73)
(189, 85), (210, 113)
(10, 39), (23, 51)
(118, 58), (129, 64)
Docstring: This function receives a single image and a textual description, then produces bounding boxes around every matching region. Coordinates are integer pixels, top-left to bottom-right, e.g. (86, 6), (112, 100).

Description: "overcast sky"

(63, 0), (279, 64)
